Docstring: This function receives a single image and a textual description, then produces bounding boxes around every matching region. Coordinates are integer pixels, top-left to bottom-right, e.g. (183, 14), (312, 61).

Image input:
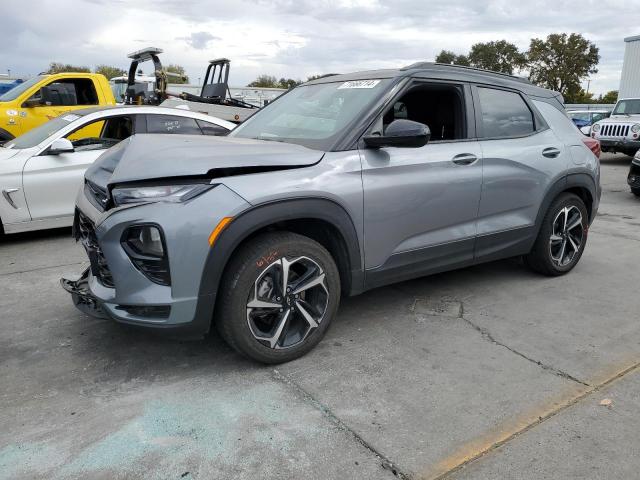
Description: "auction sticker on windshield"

(62, 114), (80, 122)
(338, 80), (381, 89)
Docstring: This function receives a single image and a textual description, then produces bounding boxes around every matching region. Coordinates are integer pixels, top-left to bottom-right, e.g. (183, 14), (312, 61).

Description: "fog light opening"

(121, 224), (171, 286)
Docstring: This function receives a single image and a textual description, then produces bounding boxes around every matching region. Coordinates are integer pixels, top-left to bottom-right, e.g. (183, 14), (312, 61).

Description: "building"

(619, 35), (640, 98)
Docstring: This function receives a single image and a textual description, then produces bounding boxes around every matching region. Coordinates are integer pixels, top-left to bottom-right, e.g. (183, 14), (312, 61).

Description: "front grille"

(75, 211), (114, 288)
(600, 123), (630, 138)
(84, 180), (109, 212)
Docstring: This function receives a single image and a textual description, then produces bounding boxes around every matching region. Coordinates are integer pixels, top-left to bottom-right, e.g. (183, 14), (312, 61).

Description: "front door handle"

(452, 153), (478, 165)
(542, 147), (561, 158)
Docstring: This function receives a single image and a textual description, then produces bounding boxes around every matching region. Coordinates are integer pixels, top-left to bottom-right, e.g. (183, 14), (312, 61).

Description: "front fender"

(197, 197), (364, 302)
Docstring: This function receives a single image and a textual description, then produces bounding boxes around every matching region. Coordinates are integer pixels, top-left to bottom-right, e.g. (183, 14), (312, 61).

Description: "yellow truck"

(0, 72), (116, 143)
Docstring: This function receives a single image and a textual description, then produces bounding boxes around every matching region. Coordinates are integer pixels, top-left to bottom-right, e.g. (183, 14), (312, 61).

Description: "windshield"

(613, 99), (640, 116)
(230, 79), (391, 150)
(4, 113), (83, 149)
(0, 75), (44, 102)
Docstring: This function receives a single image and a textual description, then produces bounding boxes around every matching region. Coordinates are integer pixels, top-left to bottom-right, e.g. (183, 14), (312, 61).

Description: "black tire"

(632, 188), (640, 197)
(524, 193), (589, 276)
(216, 231), (340, 364)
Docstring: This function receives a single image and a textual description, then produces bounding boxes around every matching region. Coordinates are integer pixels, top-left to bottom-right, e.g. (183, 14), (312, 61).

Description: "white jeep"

(592, 98), (640, 157)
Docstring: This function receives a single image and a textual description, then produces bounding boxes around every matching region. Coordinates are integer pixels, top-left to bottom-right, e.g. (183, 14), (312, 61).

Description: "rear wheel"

(216, 232), (340, 364)
(525, 193), (588, 276)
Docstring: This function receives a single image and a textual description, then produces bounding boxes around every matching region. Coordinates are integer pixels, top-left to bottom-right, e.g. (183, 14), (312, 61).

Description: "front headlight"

(592, 123), (601, 133)
(112, 183), (213, 206)
(631, 124), (640, 133)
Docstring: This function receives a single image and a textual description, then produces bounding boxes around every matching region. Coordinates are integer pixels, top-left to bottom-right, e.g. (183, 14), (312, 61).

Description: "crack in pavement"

(272, 369), (412, 480)
(458, 303), (590, 387)
(430, 361), (640, 480)
(0, 261), (86, 277)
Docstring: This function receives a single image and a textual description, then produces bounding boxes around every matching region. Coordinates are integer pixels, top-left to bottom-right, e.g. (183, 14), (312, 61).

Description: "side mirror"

(364, 119), (430, 148)
(22, 96), (43, 108)
(48, 138), (75, 155)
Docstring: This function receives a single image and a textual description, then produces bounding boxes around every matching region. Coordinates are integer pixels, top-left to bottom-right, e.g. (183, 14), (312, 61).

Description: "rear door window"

(477, 87), (535, 138)
(146, 115), (202, 135)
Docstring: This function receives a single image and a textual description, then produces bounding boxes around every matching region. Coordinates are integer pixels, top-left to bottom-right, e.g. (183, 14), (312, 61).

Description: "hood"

(601, 114), (640, 123)
(85, 133), (325, 189)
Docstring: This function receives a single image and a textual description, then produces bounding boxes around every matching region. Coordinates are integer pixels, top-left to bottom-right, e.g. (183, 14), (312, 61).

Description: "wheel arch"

(535, 173), (597, 229)
(198, 198), (364, 313)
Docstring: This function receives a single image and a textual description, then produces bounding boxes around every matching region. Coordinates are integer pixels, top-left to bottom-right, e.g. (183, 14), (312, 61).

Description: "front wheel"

(631, 187), (640, 197)
(216, 232), (340, 364)
(525, 193), (589, 276)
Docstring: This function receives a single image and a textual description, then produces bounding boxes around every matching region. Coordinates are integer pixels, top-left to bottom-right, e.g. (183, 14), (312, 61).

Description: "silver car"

(63, 63), (601, 363)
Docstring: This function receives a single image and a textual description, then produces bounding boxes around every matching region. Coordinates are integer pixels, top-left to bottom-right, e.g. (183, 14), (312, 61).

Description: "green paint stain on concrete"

(0, 442), (61, 479)
(58, 381), (311, 479)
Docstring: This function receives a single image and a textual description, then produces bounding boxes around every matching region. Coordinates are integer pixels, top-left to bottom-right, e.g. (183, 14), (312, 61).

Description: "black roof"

(306, 62), (561, 101)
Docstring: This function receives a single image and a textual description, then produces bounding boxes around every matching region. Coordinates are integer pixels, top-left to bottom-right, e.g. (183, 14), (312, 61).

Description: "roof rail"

(402, 62), (531, 84)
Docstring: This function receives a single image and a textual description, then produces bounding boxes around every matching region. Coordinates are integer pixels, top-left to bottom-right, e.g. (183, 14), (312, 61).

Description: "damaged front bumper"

(60, 267), (108, 319)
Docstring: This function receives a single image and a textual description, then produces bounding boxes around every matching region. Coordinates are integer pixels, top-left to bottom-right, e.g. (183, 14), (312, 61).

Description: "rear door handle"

(542, 147), (561, 158)
(451, 153), (478, 165)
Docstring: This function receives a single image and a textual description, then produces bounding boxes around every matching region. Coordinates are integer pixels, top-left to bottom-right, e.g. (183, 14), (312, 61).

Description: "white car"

(0, 106), (234, 234)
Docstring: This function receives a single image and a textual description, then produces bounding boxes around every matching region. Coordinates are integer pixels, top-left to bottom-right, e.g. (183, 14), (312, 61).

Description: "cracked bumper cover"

(61, 268), (108, 319)
(60, 183), (251, 337)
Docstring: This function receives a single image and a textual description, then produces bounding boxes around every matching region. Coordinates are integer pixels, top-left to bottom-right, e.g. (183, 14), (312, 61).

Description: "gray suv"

(62, 63), (601, 363)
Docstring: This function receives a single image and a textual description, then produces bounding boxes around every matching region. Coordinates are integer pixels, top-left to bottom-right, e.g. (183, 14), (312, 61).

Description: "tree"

(46, 62), (91, 74)
(468, 40), (526, 74)
(527, 33), (600, 101)
(166, 64), (189, 84)
(248, 75), (302, 89)
(571, 89), (595, 104)
(435, 50), (470, 66)
(598, 90), (618, 104)
(278, 77), (302, 89)
(94, 65), (125, 80)
(248, 75), (279, 88)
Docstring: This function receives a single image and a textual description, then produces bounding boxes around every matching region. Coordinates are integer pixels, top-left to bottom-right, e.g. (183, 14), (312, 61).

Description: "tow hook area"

(60, 267), (108, 319)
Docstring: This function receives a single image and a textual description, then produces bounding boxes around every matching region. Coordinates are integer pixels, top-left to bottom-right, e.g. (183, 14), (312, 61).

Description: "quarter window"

(196, 119), (229, 136)
(477, 87), (535, 138)
(146, 115), (202, 135)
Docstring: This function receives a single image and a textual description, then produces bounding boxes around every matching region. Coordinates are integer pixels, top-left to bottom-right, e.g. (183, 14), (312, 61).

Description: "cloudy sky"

(1, 0), (637, 95)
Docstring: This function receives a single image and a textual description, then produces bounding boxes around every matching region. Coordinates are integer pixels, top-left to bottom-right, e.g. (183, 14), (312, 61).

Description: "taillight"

(582, 137), (601, 159)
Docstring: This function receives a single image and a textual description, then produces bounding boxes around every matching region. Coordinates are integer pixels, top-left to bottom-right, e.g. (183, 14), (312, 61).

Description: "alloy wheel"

(549, 205), (584, 267)
(246, 256), (329, 349)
